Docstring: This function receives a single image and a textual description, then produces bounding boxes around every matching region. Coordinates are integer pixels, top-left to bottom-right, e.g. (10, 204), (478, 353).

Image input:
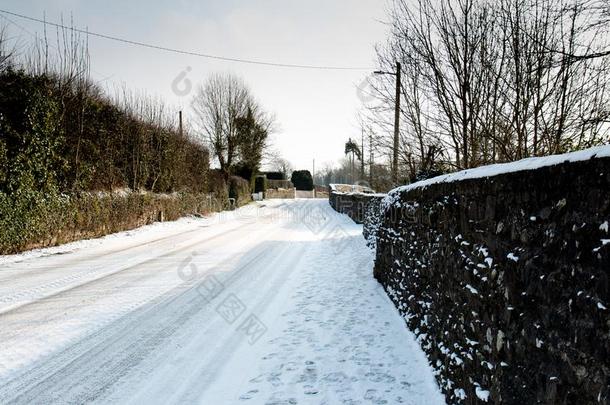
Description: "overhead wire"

(0, 9), (373, 71)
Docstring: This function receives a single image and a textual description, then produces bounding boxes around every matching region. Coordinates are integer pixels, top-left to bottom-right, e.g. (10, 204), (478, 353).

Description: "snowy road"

(0, 199), (444, 404)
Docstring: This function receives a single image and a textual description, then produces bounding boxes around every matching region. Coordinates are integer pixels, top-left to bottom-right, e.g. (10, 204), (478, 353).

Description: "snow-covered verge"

(0, 208), (223, 266)
(373, 150), (610, 404)
(0, 199), (445, 404)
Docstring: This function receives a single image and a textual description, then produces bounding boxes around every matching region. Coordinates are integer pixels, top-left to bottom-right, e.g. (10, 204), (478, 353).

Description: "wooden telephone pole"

(178, 110), (183, 137)
(374, 61), (401, 185)
(369, 129), (374, 186)
(392, 62), (401, 184)
(361, 130), (365, 181)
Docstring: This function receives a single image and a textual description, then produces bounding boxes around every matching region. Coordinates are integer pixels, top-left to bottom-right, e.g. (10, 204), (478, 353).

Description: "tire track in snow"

(0, 242), (271, 404)
(0, 200), (445, 404)
(172, 235), (309, 403)
(0, 221), (251, 316)
(0, 226), (204, 274)
(0, 208), (283, 403)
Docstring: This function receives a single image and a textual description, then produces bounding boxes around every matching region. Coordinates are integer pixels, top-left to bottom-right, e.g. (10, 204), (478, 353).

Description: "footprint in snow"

(303, 385), (319, 395)
(239, 389), (259, 400)
(264, 398), (297, 405)
(266, 371), (283, 387)
(363, 389), (388, 404)
(249, 374), (266, 383)
(322, 371), (349, 384)
(365, 371), (396, 384)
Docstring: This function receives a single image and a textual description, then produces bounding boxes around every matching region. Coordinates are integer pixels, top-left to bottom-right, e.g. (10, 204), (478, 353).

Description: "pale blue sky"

(1, 1), (388, 170)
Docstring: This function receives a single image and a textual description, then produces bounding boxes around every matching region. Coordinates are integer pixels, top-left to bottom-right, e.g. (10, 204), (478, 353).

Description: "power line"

(0, 12), (115, 82)
(0, 9), (372, 71)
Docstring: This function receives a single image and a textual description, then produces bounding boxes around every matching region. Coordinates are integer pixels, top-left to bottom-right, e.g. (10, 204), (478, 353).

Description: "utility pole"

(392, 62), (401, 184)
(178, 110), (183, 137)
(361, 129), (365, 181)
(369, 129), (374, 186)
(374, 61), (401, 185)
(312, 158), (316, 198)
(350, 138), (354, 184)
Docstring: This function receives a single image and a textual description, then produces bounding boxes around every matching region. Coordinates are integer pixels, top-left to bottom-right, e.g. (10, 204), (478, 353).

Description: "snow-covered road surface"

(0, 199), (444, 404)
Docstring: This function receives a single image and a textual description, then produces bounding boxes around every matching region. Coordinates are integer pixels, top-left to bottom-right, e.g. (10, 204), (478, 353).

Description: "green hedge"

(0, 69), (209, 194)
(291, 170), (314, 190)
(254, 176), (267, 193)
(228, 176), (251, 208)
(0, 190), (224, 254)
(0, 69), (218, 254)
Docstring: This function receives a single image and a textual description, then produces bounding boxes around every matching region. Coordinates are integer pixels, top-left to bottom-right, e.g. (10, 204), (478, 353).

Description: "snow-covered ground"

(0, 199), (444, 405)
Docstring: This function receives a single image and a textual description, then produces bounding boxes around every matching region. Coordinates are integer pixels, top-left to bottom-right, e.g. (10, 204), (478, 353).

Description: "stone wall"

(268, 179), (293, 189)
(266, 188), (295, 199)
(328, 188), (384, 224)
(363, 196), (383, 248)
(373, 156), (610, 404)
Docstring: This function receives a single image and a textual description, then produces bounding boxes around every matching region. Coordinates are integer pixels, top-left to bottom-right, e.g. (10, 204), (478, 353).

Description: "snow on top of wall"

(329, 183), (379, 195)
(383, 145), (610, 208)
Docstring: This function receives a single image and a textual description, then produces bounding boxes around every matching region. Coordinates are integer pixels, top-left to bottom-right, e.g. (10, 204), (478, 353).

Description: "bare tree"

(192, 73), (253, 175)
(266, 151), (293, 179)
(0, 24), (15, 71)
(365, 0), (610, 180)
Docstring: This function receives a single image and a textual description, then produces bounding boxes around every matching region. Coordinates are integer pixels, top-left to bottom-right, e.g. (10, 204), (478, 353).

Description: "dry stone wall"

(373, 157), (610, 404)
(328, 188), (384, 224)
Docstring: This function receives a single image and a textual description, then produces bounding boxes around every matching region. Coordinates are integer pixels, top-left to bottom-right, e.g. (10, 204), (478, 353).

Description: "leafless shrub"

(0, 24), (16, 71)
